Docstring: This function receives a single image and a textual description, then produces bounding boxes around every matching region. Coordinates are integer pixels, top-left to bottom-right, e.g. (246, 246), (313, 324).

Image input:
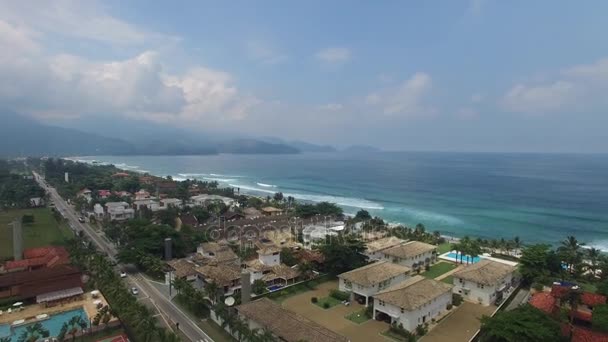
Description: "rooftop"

(382, 240), (437, 259)
(452, 259), (515, 286)
(339, 261), (410, 287)
(366, 236), (407, 254)
(374, 275), (453, 311)
(529, 292), (557, 314)
(237, 298), (349, 342)
(4, 246), (70, 271)
(166, 259), (197, 278)
(195, 264), (241, 286)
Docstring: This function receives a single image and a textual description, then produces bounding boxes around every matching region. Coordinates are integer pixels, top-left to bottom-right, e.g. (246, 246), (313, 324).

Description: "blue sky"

(1, 0), (608, 152)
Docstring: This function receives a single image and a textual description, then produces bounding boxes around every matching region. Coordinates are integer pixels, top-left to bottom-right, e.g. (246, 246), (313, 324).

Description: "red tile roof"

(551, 284), (570, 298)
(563, 324), (608, 342)
(112, 172), (130, 177)
(529, 292), (557, 314)
(4, 246), (70, 271)
(98, 190), (112, 197)
(581, 292), (607, 307)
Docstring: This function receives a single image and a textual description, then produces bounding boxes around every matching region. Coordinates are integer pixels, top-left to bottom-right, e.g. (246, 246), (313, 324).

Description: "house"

(339, 261), (411, 306)
(112, 172), (130, 178)
(236, 298), (349, 342)
(133, 198), (162, 211)
(379, 241), (437, 270)
(98, 189), (111, 199)
(166, 259), (198, 283)
(179, 214), (199, 227)
(161, 198), (183, 209)
(196, 242), (239, 264)
(529, 292), (558, 315)
(224, 211), (245, 221)
(301, 222), (345, 249)
(195, 263), (242, 297)
(365, 236), (407, 261)
(190, 194), (234, 207)
(243, 207), (262, 219)
(550, 284), (607, 323)
(451, 259), (516, 306)
(135, 189), (151, 200)
(261, 206), (284, 216)
(105, 202), (135, 221)
(93, 203), (105, 219)
(243, 242), (299, 287)
(29, 197), (44, 207)
(77, 188), (93, 203)
(3, 246), (70, 272)
(373, 275), (453, 331)
(0, 265), (83, 302)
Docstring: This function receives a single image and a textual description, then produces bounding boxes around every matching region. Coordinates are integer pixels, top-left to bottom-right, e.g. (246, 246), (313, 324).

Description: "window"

(379, 300), (385, 306)
(344, 280), (352, 289)
(401, 308), (404, 313)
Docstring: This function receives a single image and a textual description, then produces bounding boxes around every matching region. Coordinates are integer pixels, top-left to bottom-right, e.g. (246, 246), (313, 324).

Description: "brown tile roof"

(382, 241), (437, 259)
(263, 264), (300, 282)
(4, 246), (70, 271)
(237, 298), (349, 342)
(244, 259), (272, 272)
(200, 242), (228, 254)
(261, 206), (283, 213)
(452, 259), (515, 286)
(339, 261), (410, 287)
(166, 259), (197, 278)
(529, 292), (557, 314)
(374, 275), (453, 311)
(366, 236), (407, 254)
(195, 264), (242, 287)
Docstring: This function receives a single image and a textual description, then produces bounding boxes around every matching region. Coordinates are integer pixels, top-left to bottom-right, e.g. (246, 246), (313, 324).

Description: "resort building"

(451, 259), (516, 306)
(0, 265), (83, 302)
(196, 242), (239, 265)
(338, 261), (411, 306)
(365, 236), (407, 261)
(166, 258), (198, 284)
(190, 194), (234, 207)
(236, 298), (349, 342)
(3, 246), (70, 273)
(195, 263), (242, 297)
(105, 202), (135, 221)
(373, 275), (453, 331)
(379, 241), (437, 270)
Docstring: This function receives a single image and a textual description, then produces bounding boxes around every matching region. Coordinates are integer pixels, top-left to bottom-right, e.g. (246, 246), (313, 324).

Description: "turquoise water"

(72, 152), (608, 250)
(444, 252), (482, 263)
(0, 308), (89, 341)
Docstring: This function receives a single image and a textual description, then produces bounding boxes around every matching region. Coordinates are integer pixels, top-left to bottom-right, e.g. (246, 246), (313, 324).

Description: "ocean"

(72, 152), (608, 250)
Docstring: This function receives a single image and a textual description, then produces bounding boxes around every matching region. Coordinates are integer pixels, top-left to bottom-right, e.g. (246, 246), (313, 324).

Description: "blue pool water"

(0, 308), (88, 341)
(444, 252), (482, 263)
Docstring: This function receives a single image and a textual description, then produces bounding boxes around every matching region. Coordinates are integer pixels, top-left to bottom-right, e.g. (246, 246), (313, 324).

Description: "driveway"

(281, 281), (391, 342)
(422, 302), (496, 342)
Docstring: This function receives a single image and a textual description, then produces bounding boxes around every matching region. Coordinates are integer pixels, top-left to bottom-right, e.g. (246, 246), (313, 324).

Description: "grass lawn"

(422, 262), (457, 279)
(437, 242), (452, 254)
(314, 296), (342, 309)
(345, 309), (371, 324)
(0, 208), (73, 259)
(267, 275), (333, 303)
(441, 275), (454, 284)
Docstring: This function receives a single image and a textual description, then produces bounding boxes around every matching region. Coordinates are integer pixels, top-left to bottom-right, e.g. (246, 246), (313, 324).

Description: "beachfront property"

(195, 263), (242, 297)
(236, 298), (349, 342)
(365, 236), (407, 261)
(190, 194), (235, 207)
(302, 221), (345, 250)
(338, 261), (411, 306)
(160, 197), (183, 209)
(451, 259), (516, 306)
(260, 206), (284, 216)
(378, 241), (438, 270)
(373, 275), (453, 331)
(104, 201), (135, 221)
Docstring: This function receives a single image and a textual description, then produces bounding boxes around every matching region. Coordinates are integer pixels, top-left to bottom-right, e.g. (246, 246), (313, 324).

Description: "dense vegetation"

(0, 159), (45, 209)
(479, 305), (563, 342)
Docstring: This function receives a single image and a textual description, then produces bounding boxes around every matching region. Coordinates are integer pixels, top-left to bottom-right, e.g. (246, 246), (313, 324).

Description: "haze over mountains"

(0, 114), (353, 157)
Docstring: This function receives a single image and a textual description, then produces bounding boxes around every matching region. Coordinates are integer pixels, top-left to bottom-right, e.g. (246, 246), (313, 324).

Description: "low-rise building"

(236, 298), (349, 342)
(3, 246), (70, 273)
(166, 259), (198, 284)
(135, 189), (151, 200)
(76, 188), (92, 203)
(195, 263), (242, 297)
(451, 259), (516, 306)
(98, 189), (111, 199)
(93, 203), (105, 219)
(196, 242), (239, 264)
(302, 222), (344, 249)
(373, 275), (453, 331)
(190, 194), (234, 207)
(379, 241), (437, 270)
(105, 202), (135, 221)
(161, 198), (183, 209)
(339, 261), (411, 306)
(261, 206), (284, 216)
(0, 265), (83, 302)
(365, 236), (407, 261)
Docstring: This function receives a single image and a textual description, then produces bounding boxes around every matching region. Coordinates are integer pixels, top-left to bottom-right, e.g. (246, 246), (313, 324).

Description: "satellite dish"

(224, 296), (235, 306)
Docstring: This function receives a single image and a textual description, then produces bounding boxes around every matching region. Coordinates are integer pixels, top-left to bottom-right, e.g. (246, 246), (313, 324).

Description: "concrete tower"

(240, 271), (251, 304)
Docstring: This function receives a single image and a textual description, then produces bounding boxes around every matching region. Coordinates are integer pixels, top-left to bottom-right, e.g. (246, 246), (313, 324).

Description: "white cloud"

(315, 47), (351, 64)
(456, 107), (479, 120)
(366, 72), (434, 117)
(503, 81), (578, 114)
(247, 41), (287, 65)
(563, 57), (608, 83)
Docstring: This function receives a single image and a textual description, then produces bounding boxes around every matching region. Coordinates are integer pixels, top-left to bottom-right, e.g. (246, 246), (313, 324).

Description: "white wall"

(381, 250), (435, 268)
(452, 273), (513, 306)
(339, 273), (410, 306)
(259, 252), (280, 266)
(374, 291), (452, 331)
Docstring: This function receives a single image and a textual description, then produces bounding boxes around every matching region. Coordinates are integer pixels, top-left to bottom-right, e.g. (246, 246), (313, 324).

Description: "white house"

(160, 198), (183, 209)
(339, 261), (411, 306)
(365, 236), (407, 261)
(243, 243), (299, 286)
(93, 203), (105, 220)
(190, 194), (234, 207)
(105, 202), (135, 221)
(451, 259), (516, 306)
(379, 241), (437, 270)
(301, 222), (344, 250)
(373, 275), (453, 331)
(76, 188), (92, 203)
(133, 198), (163, 212)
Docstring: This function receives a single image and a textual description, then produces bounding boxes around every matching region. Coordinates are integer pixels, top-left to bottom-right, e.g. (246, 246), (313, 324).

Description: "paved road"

(33, 172), (213, 342)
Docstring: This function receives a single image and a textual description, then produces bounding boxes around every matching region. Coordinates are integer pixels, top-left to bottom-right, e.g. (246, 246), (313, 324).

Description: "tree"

(519, 244), (551, 285)
(592, 304), (608, 332)
(587, 247), (601, 276)
(598, 279), (608, 296)
(17, 323), (50, 342)
(252, 279), (267, 295)
(557, 236), (584, 273)
(280, 248), (297, 267)
(354, 209), (371, 221)
(297, 261), (315, 280)
(317, 235), (367, 275)
(479, 305), (561, 342)
(273, 192), (284, 202)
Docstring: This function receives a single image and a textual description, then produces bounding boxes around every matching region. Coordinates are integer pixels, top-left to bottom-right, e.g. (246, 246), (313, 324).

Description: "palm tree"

(297, 261), (314, 280)
(451, 242), (461, 263)
(157, 329), (181, 342)
(17, 322), (50, 342)
(587, 247), (601, 276)
(63, 315), (88, 341)
(558, 236), (584, 272)
(204, 281), (221, 303)
(513, 236), (522, 251)
(468, 241), (482, 265)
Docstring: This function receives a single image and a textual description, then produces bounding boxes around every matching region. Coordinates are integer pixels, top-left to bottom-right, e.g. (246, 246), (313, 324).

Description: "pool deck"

(439, 251), (518, 266)
(0, 290), (115, 326)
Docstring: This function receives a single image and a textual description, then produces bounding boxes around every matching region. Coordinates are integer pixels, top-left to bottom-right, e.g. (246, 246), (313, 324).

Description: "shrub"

(446, 303), (453, 310)
(323, 302), (330, 309)
(389, 323), (413, 338)
(532, 282), (544, 292)
(329, 289), (350, 301)
(311, 297), (318, 303)
(416, 324), (428, 336)
(452, 293), (463, 306)
(22, 214), (35, 224)
(425, 264), (431, 272)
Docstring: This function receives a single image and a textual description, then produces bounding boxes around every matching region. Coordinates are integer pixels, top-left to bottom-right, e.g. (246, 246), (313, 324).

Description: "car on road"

(131, 287), (139, 295)
(78, 217), (85, 223)
(120, 271), (127, 278)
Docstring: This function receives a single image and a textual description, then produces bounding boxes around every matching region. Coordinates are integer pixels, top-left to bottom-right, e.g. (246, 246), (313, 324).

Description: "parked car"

(120, 271), (127, 278)
(78, 217), (85, 223)
(131, 287), (139, 295)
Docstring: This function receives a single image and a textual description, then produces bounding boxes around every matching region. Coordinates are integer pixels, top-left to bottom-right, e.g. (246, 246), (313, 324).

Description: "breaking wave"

(256, 182), (277, 188)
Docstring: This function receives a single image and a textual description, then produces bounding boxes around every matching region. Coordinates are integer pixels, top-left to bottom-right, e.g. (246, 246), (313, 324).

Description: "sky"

(1, 0), (608, 152)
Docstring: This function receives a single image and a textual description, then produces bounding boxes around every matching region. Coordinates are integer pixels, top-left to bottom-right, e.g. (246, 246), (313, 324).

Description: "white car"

(120, 271), (127, 278)
(131, 287), (139, 295)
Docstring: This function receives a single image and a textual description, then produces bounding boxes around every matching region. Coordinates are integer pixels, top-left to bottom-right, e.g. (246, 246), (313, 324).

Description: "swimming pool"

(0, 307), (89, 341)
(443, 252), (482, 263)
